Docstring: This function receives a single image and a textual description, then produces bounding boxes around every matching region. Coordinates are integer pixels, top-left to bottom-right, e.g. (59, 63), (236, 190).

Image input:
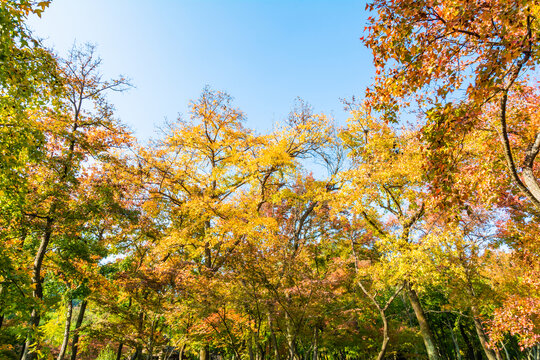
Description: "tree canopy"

(0, 1), (539, 360)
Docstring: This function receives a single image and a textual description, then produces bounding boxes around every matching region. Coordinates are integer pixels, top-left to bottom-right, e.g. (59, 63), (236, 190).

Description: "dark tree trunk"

(248, 335), (255, 360)
(21, 217), (54, 360)
(0, 283), (5, 329)
(312, 328), (318, 360)
(459, 322), (479, 360)
(116, 343), (124, 360)
(268, 312), (280, 360)
(131, 347), (142, 360)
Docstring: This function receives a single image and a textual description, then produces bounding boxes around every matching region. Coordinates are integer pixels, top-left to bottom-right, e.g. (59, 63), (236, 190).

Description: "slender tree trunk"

(0, 283), (5, 329)
(500, 341), (510, 360)
(57, 298), (73, 360)
(178, 343), (186, 360)
(116, 343), (124, 360)
(285, 312), (297, 360)
(471, 307), (501, 360)
(147, 317), (158, 360)
(131, 346), (142, 360)
(447, 321), (461, 360)
(312, 328), (318, 360)
(268, 312), (280, 360)
(21, 217), (54, 360)
(359, 281), (403, 360)
(248, 332), (255, 360)
(19, 342), (27, 360)
(70, 299), (88, 360)
(375, 307), (390, 360)
(406, 282), (440, 360)
(257, 341), (265, 360)
(200, 345), (209, 360)
(459, 322), (479, 360)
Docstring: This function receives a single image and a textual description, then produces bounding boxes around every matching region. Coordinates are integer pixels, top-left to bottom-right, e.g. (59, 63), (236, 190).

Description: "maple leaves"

(364, 0), (538, 105)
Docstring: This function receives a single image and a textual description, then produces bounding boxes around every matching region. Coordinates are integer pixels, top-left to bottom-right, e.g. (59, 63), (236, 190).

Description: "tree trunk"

(375, 308), (390, 360)
(406, 282), (440, 360)
(471, 307), (501, 360)
(0, 283), (5, 329)
(178, 343), (186, 360)
(285, 312), (297, 360)
(21, 217), (54, 360)
(401, 293), (421, 358)
(131, 346), (143, 360)
(447, 321), (461, 360)
(268, 312), (280, 360)
(70, 299), (88, 360)
(147, 317), (158, 360)
(116, 343), (124, 360)
(19, 342), (27, 360)
(312, 328), (318, 360)
(248, 333), (255, 360)
(459, 322), (479, 360)
(257, 342), (265, 360)
(57, 298), (73, 360)
(500, 341), (511, 360)
(361, 283), (404, 360)
(200, 345), (209, 360)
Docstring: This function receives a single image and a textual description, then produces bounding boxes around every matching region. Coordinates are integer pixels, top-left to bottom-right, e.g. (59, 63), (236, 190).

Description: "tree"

(0, 3), (58, 348)
(337, 103), (444, 360)
(363, 0), (540, 210)
(18, 44), (132, 360)
(363, 1), (540, 351)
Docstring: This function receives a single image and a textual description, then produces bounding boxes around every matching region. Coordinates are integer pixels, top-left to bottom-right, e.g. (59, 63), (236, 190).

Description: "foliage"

(0, 1), (539, 359)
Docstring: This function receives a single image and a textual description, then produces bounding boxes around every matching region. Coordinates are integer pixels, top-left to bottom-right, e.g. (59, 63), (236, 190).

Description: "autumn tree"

(123, 89), (334, 359)
(12, 44), (132, 360)
(333, 102), (509, 359)
(363, 0), (540, 352)
(363, 0), (540, 211)
(0, 2), (57, 348)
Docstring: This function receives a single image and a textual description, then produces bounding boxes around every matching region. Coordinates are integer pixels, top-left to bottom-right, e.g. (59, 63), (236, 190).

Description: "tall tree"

(20, 44), (132, 360)
(337, 104), (444, 359)
(0, 2), (57, 344)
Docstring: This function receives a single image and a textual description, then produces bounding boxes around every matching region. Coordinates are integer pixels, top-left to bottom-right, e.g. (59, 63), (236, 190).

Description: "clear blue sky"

(28, 0), (373, 140)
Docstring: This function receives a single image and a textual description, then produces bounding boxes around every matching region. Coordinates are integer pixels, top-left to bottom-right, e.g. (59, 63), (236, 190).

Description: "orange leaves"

(489, 265), (540, 350)
(364, 0), (539, 117)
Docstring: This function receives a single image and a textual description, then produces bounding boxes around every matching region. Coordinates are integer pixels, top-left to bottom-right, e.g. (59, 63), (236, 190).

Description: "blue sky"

(28, 0), (373, 140)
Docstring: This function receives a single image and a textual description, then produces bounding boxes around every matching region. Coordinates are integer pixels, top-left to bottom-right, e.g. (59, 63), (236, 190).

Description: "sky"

(28, 0), (373, 140)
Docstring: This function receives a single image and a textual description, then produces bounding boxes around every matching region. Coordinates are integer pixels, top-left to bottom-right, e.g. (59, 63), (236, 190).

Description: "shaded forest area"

(0, 1), (539, 360)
